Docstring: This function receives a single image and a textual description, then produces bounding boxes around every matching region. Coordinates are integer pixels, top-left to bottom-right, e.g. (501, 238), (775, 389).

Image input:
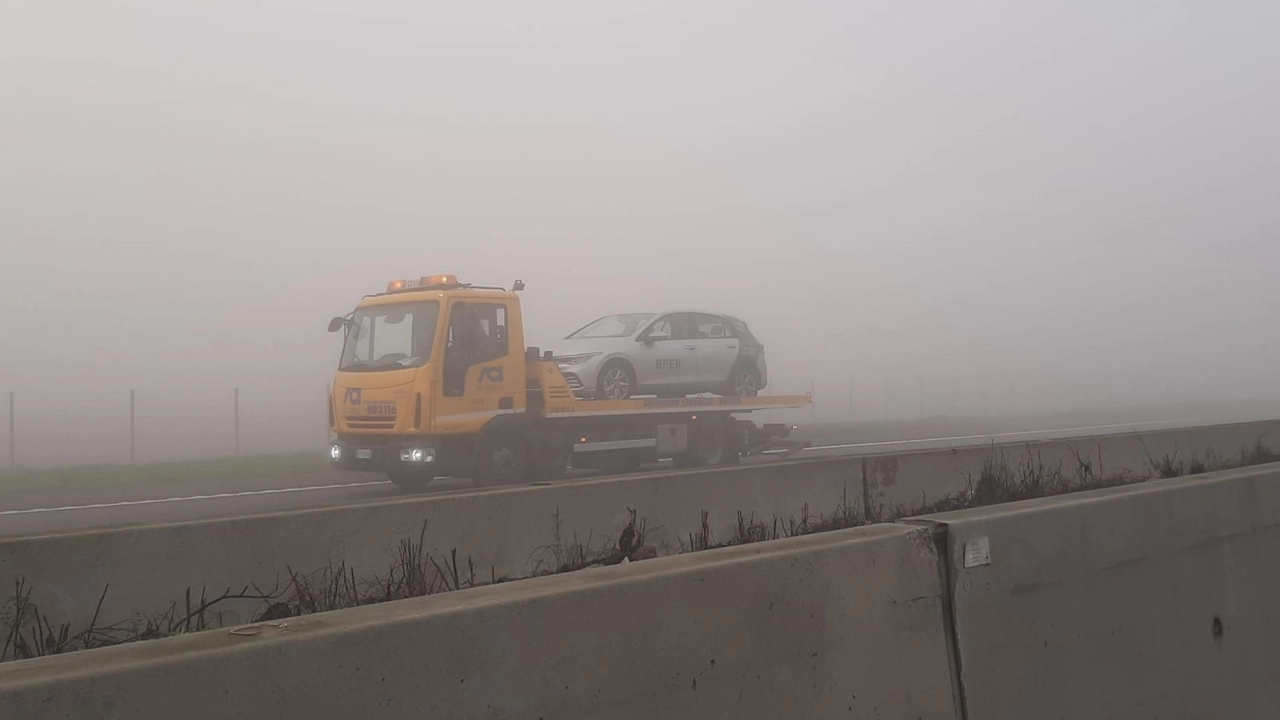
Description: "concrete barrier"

(0, 523), (961, 720)
(926, 462), (1280, 719)
(0, 457), (862, 629)
(3, 419), (1276, 633)
(863, 418), (1280, 511)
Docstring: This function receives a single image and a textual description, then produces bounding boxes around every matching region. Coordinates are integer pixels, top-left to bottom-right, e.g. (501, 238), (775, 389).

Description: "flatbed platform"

(542, 394), (812, 418)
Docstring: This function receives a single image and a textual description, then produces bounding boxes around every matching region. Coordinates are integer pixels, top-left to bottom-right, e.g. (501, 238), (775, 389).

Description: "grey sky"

(3, 0), (1278, 417)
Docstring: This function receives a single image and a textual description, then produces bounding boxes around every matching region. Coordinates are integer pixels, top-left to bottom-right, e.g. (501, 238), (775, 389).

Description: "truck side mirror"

(328, 317), (345, 333)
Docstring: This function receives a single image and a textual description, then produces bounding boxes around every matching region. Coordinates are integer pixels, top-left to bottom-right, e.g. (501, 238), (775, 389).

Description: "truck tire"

(675, 421), (729, 468)
(533, 445), (571, 481)
(473, 431), (528, 486)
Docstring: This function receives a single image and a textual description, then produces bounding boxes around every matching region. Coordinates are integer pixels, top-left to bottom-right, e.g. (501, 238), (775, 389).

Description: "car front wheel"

(597, 361), (637, 400)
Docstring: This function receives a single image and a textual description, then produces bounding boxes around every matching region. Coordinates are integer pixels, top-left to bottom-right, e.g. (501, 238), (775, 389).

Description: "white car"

(554, 311), (769, 400)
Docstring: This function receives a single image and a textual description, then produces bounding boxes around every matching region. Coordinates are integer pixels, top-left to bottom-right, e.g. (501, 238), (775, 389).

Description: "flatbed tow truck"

(328, 275), (811, 490)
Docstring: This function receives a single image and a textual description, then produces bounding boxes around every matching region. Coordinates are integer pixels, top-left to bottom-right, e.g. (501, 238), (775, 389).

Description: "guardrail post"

(233, 387), (241, 457)
(130, 389), (136, 464)
(7, 391), (13, 469)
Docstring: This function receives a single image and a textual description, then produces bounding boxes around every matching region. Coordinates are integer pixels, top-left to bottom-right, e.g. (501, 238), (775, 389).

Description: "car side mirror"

(644, 331), (670, 345)
(328, 317), (346, 333)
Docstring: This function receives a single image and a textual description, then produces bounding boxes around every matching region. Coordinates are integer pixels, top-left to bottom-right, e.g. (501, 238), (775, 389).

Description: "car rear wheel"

(724, 366), (760, 397)
(597, 361), (637, 400)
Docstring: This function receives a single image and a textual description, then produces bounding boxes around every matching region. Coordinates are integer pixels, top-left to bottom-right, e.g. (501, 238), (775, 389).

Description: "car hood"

(552, 336), (634, 358)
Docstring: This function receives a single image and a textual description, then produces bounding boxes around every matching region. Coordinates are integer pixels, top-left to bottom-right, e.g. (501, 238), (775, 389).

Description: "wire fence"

(2, 388), (332, 470)
(0, 376), (1083, 470)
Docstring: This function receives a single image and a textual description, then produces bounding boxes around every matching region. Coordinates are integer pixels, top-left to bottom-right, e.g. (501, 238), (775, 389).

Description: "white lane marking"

(0, 481), (392, 517)
(800, 418), (1202, 452)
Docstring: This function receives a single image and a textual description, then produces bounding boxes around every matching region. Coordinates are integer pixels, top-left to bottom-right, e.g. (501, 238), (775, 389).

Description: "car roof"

(585, 310), (748, 327)
(650, 310), (736, 319)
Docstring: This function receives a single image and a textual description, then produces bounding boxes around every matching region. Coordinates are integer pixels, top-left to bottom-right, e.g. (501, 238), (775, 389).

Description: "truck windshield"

(568, 313), (655, 339)
(339, 301), (440, 372)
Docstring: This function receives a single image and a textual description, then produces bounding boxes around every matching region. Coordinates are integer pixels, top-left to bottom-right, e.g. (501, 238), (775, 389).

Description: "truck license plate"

(355, 449), (374, 460)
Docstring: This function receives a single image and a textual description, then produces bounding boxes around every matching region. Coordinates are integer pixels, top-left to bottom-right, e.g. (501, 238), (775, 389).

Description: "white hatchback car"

(554, 311), (768, 400)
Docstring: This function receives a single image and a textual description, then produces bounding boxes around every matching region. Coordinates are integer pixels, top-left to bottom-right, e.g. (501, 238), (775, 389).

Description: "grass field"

(0, 453), (332, 496)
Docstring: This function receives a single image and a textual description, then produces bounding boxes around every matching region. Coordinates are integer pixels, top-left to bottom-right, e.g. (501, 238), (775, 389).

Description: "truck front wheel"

(474, 431), (528, 486)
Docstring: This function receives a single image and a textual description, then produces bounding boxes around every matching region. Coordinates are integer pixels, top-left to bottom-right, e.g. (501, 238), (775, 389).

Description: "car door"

(633, 313), (698, 393)
(691, 313), (738, 388)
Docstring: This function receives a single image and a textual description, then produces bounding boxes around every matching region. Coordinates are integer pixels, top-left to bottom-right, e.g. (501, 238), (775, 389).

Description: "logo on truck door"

(477, 365), (505, 391)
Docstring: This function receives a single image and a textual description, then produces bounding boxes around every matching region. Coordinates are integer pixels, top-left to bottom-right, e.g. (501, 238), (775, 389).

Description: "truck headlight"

(400, 448), (435, 463)
(330, 444), (342, 461)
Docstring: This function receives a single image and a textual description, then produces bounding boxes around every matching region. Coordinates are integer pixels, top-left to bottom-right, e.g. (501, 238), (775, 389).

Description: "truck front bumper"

(329, 439), (438, 473)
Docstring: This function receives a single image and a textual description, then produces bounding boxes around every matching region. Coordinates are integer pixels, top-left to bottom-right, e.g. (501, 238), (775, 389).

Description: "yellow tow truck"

(328, 274), (810, 490)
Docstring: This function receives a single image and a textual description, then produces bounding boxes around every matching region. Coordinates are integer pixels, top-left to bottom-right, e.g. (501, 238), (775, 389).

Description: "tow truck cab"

(328, 274), (809, 489)
(328, 275), (530, 476)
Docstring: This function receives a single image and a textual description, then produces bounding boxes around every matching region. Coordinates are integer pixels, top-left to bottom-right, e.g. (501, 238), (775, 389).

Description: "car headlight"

(555, 352), (601, 365)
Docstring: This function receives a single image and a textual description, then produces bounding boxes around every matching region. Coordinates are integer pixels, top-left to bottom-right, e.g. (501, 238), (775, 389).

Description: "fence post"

(7, 391), (13, 470)
(129, 389), (136, 464)
(234, 387), (241, 457)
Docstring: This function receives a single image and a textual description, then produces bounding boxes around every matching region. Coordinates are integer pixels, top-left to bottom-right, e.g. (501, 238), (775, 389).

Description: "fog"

(3, 1), (1279, 464)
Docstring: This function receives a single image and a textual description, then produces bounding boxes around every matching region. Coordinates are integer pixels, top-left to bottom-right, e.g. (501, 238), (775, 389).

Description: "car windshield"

(567, 313), (655, 339)
(339, 301), (440, 371)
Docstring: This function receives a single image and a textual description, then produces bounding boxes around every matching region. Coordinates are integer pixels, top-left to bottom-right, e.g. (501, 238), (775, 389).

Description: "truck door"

(436, 300), (523, 434)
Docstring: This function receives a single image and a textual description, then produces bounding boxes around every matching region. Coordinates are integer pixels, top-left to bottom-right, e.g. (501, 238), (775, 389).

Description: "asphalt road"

(0, 415), (1245, 538)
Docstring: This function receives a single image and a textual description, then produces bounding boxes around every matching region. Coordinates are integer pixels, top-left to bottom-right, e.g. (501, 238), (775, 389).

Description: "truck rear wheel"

(675, 420), (731, 468)
(534, 445), (571, 481)
(474, 431), (528, 486)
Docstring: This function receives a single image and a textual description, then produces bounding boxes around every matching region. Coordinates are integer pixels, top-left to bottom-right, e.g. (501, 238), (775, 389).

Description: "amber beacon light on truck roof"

(384, 275), (525, 294)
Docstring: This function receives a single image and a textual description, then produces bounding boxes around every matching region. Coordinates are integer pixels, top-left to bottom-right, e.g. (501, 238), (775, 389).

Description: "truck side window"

(443, 304), (471, 397)
(470, 304), (509, 365)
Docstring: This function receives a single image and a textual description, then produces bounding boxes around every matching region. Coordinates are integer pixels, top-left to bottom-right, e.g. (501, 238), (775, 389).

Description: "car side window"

(642, 316), (675, 341)
(668, 313), (697, 341)
(694, 313), (728, 339)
